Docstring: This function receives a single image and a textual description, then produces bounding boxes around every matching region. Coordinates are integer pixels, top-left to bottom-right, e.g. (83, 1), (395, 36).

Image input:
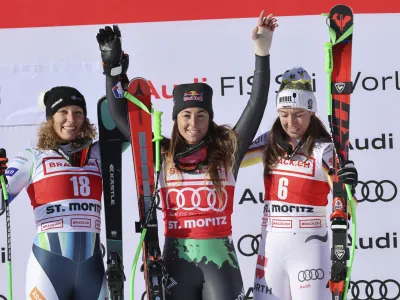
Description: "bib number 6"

(277, 177), (289, 200)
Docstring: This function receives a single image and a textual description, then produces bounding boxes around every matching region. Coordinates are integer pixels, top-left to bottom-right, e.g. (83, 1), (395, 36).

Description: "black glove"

(96, 25), (129, 76)
(337, 160), (358, 187)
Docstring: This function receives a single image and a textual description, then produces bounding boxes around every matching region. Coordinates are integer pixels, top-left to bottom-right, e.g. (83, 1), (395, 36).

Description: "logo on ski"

(334, 199), (344, 210)
(335, 83), (346, 93)
(134, 81), (145, 97)
(332, 13), (352, 31)
(334, 249), (345, 260)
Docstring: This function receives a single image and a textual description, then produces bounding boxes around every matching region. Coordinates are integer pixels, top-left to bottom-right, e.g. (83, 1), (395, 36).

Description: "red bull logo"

(183, 91), (203, 101)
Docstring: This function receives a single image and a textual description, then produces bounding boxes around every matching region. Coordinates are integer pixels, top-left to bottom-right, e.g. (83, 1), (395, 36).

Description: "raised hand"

(96, 25), (127, 76)
(252, 10), (279, 56)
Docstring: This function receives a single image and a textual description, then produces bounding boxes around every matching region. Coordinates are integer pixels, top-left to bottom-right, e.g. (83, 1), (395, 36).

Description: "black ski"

(97, 96), (128, 300)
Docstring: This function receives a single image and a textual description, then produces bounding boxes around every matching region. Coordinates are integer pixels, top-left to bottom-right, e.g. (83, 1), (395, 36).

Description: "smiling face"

(278, 108), (314, 140)
(52, 105), (85, 141)
(177, 107), (210, 144)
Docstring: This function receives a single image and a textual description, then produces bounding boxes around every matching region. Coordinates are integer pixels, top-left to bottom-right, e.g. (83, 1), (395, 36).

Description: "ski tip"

(97, 95), (107, 104)
(130, 77), (150, 84)
(330, 4), (354, 14)
(126, 77), (152, 105)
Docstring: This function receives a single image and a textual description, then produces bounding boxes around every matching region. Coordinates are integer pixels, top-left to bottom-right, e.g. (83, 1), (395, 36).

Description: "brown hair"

(37, 118), (97, 150)
(163, 120), (238, 196)
(263, 115), (331, 176)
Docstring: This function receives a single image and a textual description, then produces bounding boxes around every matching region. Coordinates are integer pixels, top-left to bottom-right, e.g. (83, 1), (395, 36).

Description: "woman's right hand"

(96, 25), (129, 76)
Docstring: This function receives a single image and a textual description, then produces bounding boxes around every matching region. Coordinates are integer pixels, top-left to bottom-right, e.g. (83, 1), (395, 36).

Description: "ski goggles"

(174, 141), (209, 173)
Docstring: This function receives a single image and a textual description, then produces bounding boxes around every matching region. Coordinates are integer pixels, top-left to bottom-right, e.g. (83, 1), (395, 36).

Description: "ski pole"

(127, 92), (163, 299)
(0, 148), (12, 300)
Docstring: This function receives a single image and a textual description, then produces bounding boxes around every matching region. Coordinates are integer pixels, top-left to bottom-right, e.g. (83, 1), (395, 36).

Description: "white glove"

(254, 26), (273, 56)
(252, 11), (278, 56)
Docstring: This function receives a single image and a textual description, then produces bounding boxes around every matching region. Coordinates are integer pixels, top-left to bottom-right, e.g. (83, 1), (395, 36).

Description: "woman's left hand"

(252, 10), (279, 56)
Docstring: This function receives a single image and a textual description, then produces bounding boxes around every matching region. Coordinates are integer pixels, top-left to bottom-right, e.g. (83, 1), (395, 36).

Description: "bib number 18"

(70, 176), (91, 196)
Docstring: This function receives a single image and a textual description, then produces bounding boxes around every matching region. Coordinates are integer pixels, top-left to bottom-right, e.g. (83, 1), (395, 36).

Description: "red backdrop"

(1, 0), (400, 29)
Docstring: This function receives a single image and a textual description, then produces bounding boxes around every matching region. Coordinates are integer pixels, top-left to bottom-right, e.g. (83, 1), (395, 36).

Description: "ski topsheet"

(97, 96), (128, 299)
(323, 5), (356, 300)
(124, 78), (165, 300)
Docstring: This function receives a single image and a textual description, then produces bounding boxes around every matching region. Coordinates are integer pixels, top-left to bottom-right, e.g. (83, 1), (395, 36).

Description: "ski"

(123, 77), (167, 300)
(323, 5), (357, 300)
(97, 96), (128, 300)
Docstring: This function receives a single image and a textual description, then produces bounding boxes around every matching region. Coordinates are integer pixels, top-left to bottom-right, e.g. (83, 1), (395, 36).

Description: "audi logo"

(349, 279), (400, 300)
(0, 208), (4, 217)
(166, 187), (228, 212)
(237, 234), (261, 257)
(0, 295), (6, 300)
(298, 269), (324, 282)
(356, 180), (397, 203)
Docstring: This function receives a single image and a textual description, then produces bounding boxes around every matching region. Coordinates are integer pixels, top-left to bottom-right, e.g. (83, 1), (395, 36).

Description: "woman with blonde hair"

(2, 86), (108, 299)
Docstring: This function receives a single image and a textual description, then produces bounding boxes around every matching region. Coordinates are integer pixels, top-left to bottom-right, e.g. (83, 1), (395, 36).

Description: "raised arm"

(96, 25), (131, 142)
(232, 11), (278, 178)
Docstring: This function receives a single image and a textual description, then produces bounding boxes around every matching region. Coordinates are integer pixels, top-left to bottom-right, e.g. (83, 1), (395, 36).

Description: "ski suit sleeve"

(105, 76), (169, 159)
(232, 55), (271, 179)
(321, 143), (335, 191)
(105, 76), (131, 142)
(3, 149), (35, 203)
(240, 131), (269, 168)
